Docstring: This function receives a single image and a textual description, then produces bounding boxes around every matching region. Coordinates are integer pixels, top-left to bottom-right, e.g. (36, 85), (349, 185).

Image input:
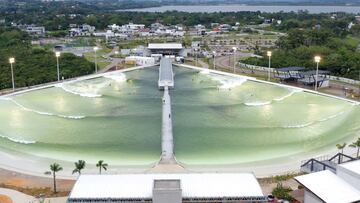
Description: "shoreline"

(120, 5), (360, 13)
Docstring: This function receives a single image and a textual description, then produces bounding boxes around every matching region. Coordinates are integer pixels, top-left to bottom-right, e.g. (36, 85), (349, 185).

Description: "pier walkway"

(158, 58), (174, 89)
(158, 58), (177, 165)
(159, 86), (176, 164)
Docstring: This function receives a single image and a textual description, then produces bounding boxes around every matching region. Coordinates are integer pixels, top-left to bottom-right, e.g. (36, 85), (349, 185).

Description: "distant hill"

(113, 0), (360, 5)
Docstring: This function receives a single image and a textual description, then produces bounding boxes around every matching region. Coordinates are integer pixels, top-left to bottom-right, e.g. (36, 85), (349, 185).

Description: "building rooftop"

(68, 173), (264, 200)
(339, 159), (360, 175)
(295, 170), (360, 203)
(148, 43), (183, 50)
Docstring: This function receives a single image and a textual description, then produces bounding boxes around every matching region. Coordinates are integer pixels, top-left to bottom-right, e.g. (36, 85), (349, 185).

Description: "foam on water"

(283, 111), (345, 128)
(103, 72), (127, 82)
(200, 72), (247, 90)
(244, 101), (272, 106)
(245, 88), (302, 106)
(0, 134), (36, 144)
(55, 83), (103, 98)
(9, 99), (85, 119)
(273, 89), (303, 101)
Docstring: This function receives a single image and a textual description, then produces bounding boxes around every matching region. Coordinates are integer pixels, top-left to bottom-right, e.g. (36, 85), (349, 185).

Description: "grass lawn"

(342, 36), (360, 47)
(83, 46), (112, 69)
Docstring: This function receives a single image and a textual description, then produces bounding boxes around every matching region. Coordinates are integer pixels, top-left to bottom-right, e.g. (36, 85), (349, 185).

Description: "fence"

(238, 62), (360, 85)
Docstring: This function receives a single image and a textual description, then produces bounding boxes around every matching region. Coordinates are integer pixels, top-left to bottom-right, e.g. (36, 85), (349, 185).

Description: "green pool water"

(0, 66), (359, 167)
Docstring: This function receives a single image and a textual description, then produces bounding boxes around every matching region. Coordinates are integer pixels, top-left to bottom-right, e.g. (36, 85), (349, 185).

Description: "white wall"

(337, 165), (360, 191)
(304, 190), (324, 203)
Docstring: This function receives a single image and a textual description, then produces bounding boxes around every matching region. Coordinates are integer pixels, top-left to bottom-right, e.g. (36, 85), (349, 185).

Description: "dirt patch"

(0, 195), (13, 203)
(0, 168), (74, 198)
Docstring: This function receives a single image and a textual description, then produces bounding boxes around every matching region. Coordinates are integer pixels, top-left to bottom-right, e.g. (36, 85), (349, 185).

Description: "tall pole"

(314, 56), (321, 91)
(114, 51), (119, 70)
(94, 46), (98, 73)
(232, 47), (237, 73)
(56, 52), (60, 81)
(267, 51), (272, 81)
(195, 48), (198, 67)
(9, 58), (15, 91)
(213, 51), (216, 70)
(315, 62), (319, 91)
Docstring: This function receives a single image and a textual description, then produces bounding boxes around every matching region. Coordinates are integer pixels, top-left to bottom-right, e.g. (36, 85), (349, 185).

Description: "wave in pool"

(0, 134), (36, 144)
(283, 110), (345, 128)
(103, 72), (127, 82)
(245, 89), (302, 106)
(200, 72), (247, 90)
(9, 99), (85, 119)
(55, 82), (105, 98)
(273, 89), (303, 101)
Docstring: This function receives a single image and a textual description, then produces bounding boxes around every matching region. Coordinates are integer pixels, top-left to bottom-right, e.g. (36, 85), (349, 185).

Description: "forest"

(0, 28), (93, 90)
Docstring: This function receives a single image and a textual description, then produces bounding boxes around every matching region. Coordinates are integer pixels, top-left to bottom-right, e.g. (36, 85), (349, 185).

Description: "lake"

(120, 5), (360, 14)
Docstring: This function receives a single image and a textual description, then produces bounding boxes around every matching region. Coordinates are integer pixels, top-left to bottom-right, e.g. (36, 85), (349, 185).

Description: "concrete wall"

(337, 165), (360, 190)
(304, 190), (324, 203)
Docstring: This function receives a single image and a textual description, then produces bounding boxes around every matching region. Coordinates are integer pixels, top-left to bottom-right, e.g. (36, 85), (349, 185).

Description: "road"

(98, 46), (123, 73)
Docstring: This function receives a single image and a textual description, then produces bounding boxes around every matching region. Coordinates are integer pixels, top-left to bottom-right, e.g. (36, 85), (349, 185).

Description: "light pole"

(232, 47), (237, 73)
(314, 56), (321, 91)
(213, 51), (216, 70)
(55, 51), (61, 81)
(267, 51), (272, 81)
(195, 48), (198, 67)
(9, 57), (15, 91)
(114, 51), (119, 70)
(93, 46), (99, 73)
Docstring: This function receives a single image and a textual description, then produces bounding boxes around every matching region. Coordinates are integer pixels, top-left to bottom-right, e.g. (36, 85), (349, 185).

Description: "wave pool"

(0, 66), (359, 171)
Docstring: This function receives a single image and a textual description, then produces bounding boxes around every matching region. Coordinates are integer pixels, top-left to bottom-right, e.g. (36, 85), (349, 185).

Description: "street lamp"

(232, 47), (237, 73)
(195, 48), (198, 67)
(93, 46), (99, 73)
(55, 51), (61, 81)
(114, 51), (119, 70)
(9, 57), (15, 91)
(212, 51), (216, 70)
(267, 51), (272, 81)
(314, 56), (321, 91)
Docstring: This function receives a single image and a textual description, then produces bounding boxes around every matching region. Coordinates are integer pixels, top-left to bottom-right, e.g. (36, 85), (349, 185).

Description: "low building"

(295, 160), (360, 203)
(125, 56), (155, 66)
(16, 24), (46, 37)
(69, 24), (95, 37)
(147, 43), (185, 57)
(337, 160), (360, 190)
(67, 173), (265, 203)
(356, 16), (360, 23)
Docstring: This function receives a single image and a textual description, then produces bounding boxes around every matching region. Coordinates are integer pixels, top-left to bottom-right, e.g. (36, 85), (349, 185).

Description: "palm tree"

(72, 160), (86, 175)
(350, 138), (360, 158)
(96, 160), (108, 174)
(336, 143), (346, 154)
(50, 163), (63, 193)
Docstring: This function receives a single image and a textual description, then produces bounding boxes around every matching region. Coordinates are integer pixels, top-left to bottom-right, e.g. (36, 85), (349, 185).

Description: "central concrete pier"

(160, 86), (176, 164)
(158, 58), (174, 89)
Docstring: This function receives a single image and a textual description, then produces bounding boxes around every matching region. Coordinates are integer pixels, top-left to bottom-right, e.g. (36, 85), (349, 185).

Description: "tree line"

(0, 27), (94, 90)
(242, 28), (360, 80)
(49, 159), (108, 193)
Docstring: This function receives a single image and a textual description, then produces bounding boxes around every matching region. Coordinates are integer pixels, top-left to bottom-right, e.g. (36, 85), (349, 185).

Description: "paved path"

(160, 86), (175, 164)
(98, 47), (123, 73)
(0, 188), (67, 203)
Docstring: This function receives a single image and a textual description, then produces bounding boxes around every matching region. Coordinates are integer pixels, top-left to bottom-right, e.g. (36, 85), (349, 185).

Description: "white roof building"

(148, 43), (183, 50)
(295, 170), (360, 203)
(68, 173), (265, 203)
(337, 160), (360, 190)
(147, 43), (185, 57)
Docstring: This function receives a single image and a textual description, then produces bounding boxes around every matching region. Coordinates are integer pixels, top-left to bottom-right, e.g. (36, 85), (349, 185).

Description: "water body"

(121, 5), (360, 14)
(0, 66), (359, 169)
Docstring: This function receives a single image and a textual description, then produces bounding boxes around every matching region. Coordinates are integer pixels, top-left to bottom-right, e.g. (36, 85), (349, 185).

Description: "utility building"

(148, 43), (185, 56)
(67, 173), (265, 203)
